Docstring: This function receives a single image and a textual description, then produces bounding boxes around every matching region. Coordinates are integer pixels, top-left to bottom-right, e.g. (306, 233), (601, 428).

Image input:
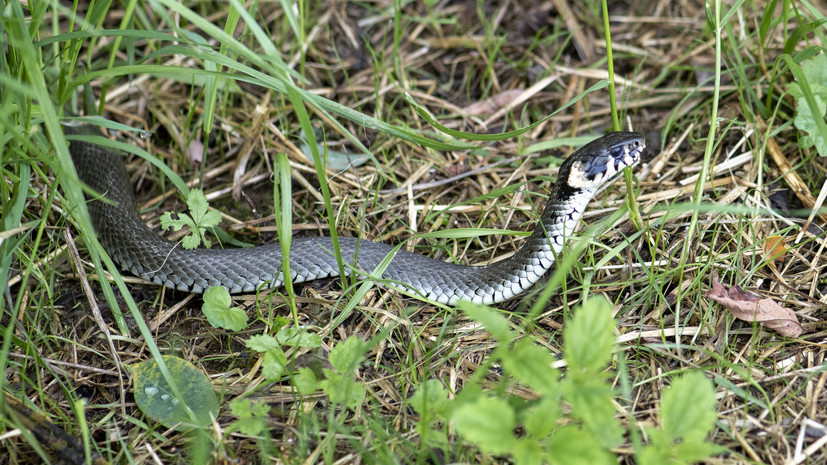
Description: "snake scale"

(67, 125), (643, 305)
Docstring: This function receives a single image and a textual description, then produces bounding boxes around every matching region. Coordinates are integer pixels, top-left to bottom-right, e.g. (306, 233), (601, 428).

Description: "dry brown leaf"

(705, 272), (803, 338)
(762, 235), (788, 265)
(462, 89), (524, 116)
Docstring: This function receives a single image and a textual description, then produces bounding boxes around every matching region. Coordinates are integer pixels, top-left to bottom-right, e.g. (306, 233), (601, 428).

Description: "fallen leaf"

(704, 272), (803, 338)
(463, 89), (524, 116)
(762, 235), (788, 265)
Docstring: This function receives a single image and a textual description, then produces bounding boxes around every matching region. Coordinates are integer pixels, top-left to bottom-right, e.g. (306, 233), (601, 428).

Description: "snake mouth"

(566, 132), (645, 190)
(617, 137), (645, 171)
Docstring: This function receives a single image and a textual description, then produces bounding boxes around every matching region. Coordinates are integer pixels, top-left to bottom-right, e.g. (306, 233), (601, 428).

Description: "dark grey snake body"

(67, 126), (643, 305)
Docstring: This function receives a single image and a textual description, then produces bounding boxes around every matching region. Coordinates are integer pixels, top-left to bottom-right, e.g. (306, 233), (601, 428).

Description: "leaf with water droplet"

(132, 355), (219, 430)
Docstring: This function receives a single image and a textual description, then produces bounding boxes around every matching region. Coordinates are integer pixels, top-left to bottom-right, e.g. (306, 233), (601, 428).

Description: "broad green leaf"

(229, 398), (270, 418)
(795, 94), (827, 156)
(452, 396), (516, 455)
(202, 287), (248, 330)
(801, 53), (827, 92)
(246, 334), (287, 381)
(184, 189), (222, 248)
(410, 379), (451, 419)
(661, 372), (718, 443)
(501, 338), (560, 396)
(522, 397), (560, 439)
(328, 336), (369, 374)
(639, 429), (724, 465)
(562, 377), (624, 449)
(181, 232), (201, 250)
(785, 54), (827, 157)
(132, 355), (218, 429)
(291, 367), (320, 395)
(512, 438), (544, 465)
(320, 370), (366, 410)
(564, 298), (616, 372)
(260, 349), (287, 381)
(229, 398), (269, 435)
(185, 188), (223, 229)
(547, 426), (615, 465)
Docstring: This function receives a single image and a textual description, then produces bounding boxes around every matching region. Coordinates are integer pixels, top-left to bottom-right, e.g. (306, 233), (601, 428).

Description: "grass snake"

(67, 126), (643, 305)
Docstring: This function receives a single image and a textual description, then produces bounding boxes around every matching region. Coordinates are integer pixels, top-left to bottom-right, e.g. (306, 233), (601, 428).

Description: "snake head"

(562, 131), (645, 191)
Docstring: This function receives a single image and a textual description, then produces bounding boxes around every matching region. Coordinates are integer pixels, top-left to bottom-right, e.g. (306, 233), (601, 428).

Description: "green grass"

(3, 0), (827, 464)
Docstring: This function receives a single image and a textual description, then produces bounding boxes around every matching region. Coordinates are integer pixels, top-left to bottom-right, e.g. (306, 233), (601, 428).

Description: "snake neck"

(459, 187), (596, 306)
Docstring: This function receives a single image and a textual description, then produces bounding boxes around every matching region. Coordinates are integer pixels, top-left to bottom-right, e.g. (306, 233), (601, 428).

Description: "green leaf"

(564, 298), (616, 373)
(457, 301), (514, 342)
(558, 298), (623, 449)
(512, 438), (544, 465)
(785, 54), (827, 157)
(246, 334), (281, 352)
(229, 398), (269, 435)
(276, 326), (322, 348)
(291, 367), (320, 395)
(185, 188), (222, 228)
(795, 94), (827, 155)
(410, 379), (452, 447)
(328, 336), (369, 374)
(547, 425), (615, 465)
(261, 349), (287, 381)
(132, 355), (219, 429)
(452, 396), (516, 455)
(159, 189), (222, 249)
(319, 370), (366, 410)
(246, 334), (287, 381)
(522, 397), (560, 439)
(640, 429), (724, 465)
(637, 372), (723, 464)
(801, 51), (827, 91)
(661, 372), (718, 443)
(160, 210), (195, 231)
(410, 379), (451, 419)
(230, 397), (270, 418)
(181, 232), (202, 250)
(501, 338), (560, 396)
(202, 287), (248, 330)
(562, 376), (624, 449)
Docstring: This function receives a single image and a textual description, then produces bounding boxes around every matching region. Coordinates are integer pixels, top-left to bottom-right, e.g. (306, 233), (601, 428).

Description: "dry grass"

(3, 0), (827, 464)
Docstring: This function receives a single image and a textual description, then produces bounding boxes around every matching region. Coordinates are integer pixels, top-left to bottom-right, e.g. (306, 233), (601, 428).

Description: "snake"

(66, 125), (644, 305)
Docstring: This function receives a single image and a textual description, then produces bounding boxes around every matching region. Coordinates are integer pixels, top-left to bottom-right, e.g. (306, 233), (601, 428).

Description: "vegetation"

(2, 0), (827, 463)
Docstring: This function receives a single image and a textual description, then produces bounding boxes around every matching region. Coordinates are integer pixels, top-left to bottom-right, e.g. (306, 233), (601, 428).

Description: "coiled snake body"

(68, 127), (643, 305)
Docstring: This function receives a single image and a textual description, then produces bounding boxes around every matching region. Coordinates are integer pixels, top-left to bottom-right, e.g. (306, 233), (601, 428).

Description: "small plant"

(788, 53), (827, 157)
(244, 321), (323, 381)
(160, 188), (222, 249)
(410, 298), (723, 464)
(227, 397), (271, 436)
(291, 336), (369, 411)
